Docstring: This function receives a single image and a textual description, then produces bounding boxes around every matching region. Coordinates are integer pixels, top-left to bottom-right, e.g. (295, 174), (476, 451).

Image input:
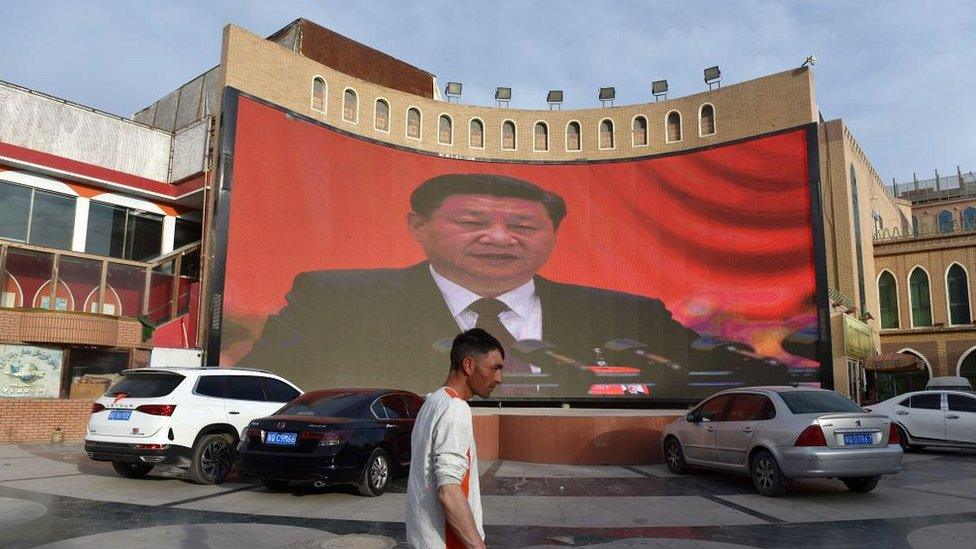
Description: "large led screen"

(213, 93), (826, 401)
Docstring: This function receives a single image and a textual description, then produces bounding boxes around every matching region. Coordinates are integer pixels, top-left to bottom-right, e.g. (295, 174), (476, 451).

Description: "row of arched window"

(913, 207), (976, 235)
(878, 264), (972, 329)
(311, 77), (716, 152)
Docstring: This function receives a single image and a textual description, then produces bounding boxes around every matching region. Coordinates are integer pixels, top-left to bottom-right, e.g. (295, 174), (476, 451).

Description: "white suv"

(85, 367), (302, 484)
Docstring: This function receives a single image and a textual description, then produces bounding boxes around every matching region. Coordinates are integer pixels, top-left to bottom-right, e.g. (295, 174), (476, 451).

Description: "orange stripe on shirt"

(444, 443), (472, 548)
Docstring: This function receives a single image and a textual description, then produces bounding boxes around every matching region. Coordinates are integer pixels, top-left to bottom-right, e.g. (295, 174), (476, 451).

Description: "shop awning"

(863, 353), (924, 373)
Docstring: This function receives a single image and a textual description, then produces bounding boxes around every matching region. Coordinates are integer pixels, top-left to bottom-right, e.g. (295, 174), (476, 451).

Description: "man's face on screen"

(409, 194), (557, 295)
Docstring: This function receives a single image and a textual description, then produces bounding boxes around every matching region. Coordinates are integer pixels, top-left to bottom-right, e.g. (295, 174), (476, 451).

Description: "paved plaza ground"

(2, 442), (976, 547)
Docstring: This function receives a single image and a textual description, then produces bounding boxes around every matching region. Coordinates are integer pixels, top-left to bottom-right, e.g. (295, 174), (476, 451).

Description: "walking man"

(406, 328), (504, 548)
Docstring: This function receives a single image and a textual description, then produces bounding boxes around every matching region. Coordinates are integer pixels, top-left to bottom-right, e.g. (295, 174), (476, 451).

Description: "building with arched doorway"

(0, 16), (966, 444)
(871, 173), (976, 401)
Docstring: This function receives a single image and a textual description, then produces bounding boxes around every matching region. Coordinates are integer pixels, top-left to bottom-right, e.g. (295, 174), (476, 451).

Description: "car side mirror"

(686, 413), (700, 423)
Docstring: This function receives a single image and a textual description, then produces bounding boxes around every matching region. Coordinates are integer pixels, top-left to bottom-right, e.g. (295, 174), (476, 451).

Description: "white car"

(85, 367), (302, 484)
(867, 389), (976, 451)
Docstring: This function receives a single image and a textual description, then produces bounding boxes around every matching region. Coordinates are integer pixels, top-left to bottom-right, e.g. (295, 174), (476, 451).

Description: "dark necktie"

(468, 297), (517, 351)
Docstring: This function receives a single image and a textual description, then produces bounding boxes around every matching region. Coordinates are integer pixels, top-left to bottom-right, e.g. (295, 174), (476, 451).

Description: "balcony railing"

(874, 222), (976, 243)
(0, 239), (200, 327)
(886, 172), (976, 204)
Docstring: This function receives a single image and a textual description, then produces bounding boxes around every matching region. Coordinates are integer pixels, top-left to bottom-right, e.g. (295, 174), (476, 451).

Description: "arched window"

(469, 118), (484, 148)
(938, 210), (955, 233)
(534, 122), (548, 151)
(438, 114), (453, 145)
(566, 121), (581, 151)
(947, 264), (971, 325)
(501, 120), (516, 150)
(960, 348), (976, 388)
(406, 107), (421, 139)
(374, 99), (389, 132)
(909, 268), (933, 327)
(311, 77), (326, 113)
(850, 165), (867, 317)
(632, 116), (647, 146)
(666, 111), (682, 142)
(342, 89), (358, 123)
(912, 215), (919, 236)
(878, 271), (899, 329)
(963, 206), (976, 230)
(699, 104), (716, 136)
(599, 119), (615, 149)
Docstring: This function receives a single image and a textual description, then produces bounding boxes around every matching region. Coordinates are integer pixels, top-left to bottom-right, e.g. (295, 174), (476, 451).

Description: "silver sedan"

(662, 386), (903, 496)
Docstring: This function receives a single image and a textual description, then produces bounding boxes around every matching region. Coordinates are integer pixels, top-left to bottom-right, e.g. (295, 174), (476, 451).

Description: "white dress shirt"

(428, 265), (542, 341)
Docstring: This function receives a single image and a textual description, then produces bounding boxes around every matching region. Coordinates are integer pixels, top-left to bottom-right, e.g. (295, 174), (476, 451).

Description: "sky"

(0, 1), (973, 183)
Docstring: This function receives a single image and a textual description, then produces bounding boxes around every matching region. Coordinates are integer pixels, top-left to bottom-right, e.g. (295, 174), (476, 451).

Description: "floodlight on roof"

(444, 81), (462, 101)
(495, 86), (511, 107)
(651, 80), (668, 101)
(598, 87), (615, 107)
(547, 90), (563, 110)
(704, 66), (721, 89)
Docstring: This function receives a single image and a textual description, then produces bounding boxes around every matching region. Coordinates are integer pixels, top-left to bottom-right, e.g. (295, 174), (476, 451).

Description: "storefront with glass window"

(0, 170), (203, 405)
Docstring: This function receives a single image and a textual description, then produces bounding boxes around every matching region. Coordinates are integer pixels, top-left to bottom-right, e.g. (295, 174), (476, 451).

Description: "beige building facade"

(873, 188), (976, 396)
(197, 19), (902, 398)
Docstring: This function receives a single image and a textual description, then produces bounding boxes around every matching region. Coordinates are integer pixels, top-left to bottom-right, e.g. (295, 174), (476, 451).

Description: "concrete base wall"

(474, 410), (680, 465)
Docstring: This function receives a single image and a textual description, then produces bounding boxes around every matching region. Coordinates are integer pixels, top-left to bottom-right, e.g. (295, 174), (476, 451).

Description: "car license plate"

(843, 433), (873, 445)
(265, 431), (298, 446)
(107, 409), (132, 421)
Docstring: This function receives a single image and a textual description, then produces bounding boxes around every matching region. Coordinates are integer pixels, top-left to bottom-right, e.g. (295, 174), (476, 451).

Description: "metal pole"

(141, 266), (152, 316)
(97, 260), (107, 313)
(0, 244), (7, 306)
(170, 255), (182, 318)
(49, 253), (60, 310)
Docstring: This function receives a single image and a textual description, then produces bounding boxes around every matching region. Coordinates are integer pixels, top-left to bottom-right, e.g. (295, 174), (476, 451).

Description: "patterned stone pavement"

(2, 443), (976, 547)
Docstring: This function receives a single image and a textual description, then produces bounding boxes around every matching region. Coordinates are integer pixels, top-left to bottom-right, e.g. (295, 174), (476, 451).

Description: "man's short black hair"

(450, 328), (505, 371)
(410, 174), (567, 229)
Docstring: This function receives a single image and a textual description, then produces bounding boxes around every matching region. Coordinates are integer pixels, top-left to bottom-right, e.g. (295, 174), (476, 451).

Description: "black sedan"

(236, 388), (424, 496)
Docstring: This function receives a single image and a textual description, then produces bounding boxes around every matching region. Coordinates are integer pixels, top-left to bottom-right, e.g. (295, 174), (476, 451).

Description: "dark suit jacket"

(240, 262), (741, 398)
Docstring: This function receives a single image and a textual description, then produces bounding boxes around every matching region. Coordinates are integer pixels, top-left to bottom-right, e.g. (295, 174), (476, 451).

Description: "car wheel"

(842, 476), (880, 493)
(664, 437), (688, 474)
(357, 448), (391, 497)
(750, 450), (787, 497)
(189, 433), (235, 485)
(112, 461), (154, 479)
(261, 478), (289, 491)
(897, 426), (919, 452)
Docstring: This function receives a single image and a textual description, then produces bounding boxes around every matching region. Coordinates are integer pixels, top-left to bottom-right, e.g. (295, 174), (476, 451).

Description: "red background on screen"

(221, 96), (818, 367)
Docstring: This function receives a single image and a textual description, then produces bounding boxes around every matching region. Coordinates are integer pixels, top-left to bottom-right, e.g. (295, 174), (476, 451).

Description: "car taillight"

(136, 404), (177, 416)
(795, 424), (827, 446)
(299, 431), (324, 442)
(134, 444), (168, 449)
(245, 427), (262, 442)
(888, 423), (901, 445)
(319, 430), (352, 447)
(91, 403), (105, 414)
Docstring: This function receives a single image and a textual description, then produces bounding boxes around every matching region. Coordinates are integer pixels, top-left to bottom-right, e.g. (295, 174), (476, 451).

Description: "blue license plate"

(107, 409), (132, 421)
(265, 431), (298, 446)
(843, 433), (873, 445)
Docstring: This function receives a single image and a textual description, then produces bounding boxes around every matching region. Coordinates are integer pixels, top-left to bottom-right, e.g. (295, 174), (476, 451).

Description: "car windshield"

(105, 373), (185, 398)
(778, 391), (863, 414)
(277, 393), (368, 418)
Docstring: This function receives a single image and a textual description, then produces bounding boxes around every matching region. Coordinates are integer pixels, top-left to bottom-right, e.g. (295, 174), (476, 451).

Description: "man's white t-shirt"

(406, 386), (483, 548)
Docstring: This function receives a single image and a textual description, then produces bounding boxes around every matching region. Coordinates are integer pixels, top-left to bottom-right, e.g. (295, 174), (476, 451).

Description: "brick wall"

(220, 24), (817, 164)
(0, 309), (149, 349)
(0, 398), (93, 444)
